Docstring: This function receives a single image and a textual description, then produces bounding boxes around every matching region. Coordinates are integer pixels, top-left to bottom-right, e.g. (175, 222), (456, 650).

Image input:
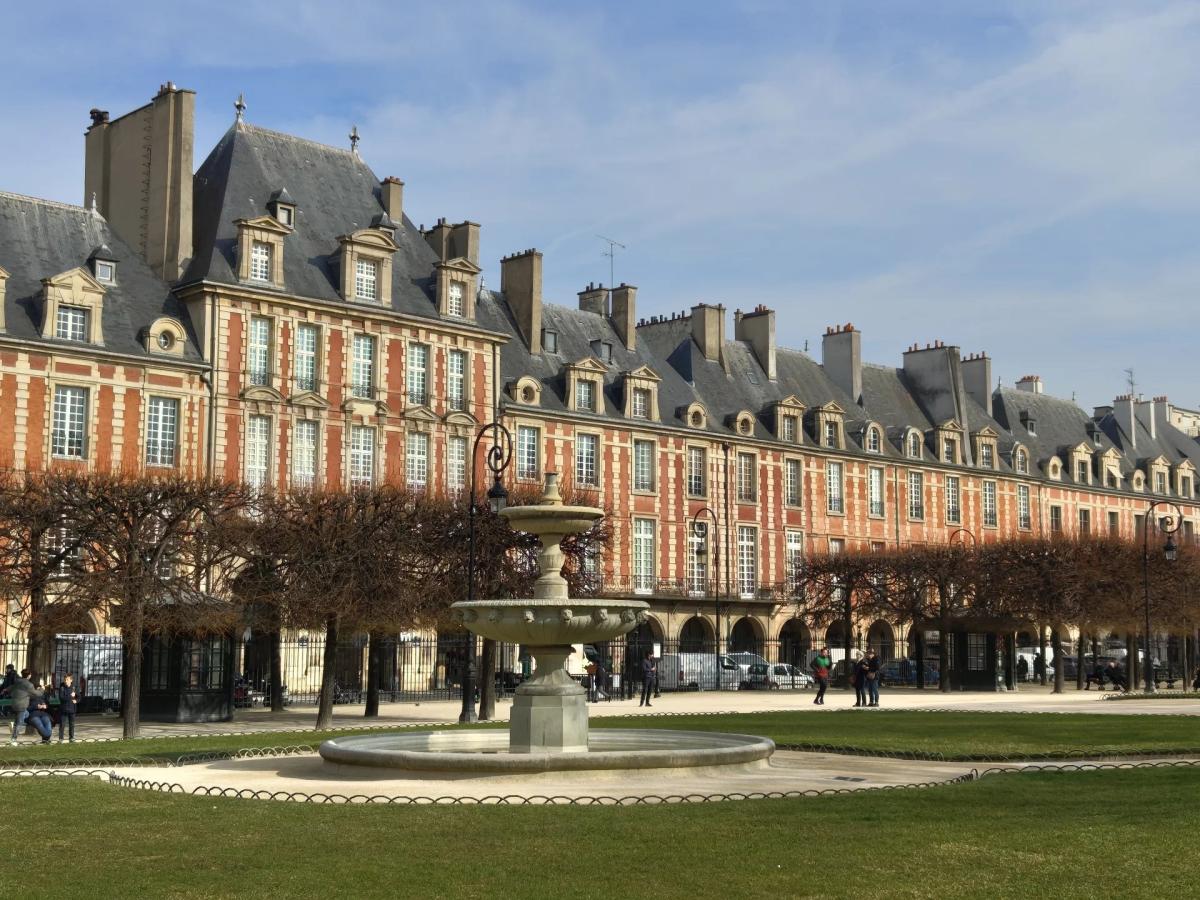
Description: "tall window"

(688, 524), (708, 595)
(982, 481), (997, 527)
(51, 386), (88, 458)
(145, 397), (179, 467)
(406, 432), (429, 490)
(866, 427), (881, 453)
(632, 519), (655, 594)
(349, 425), (375, 487)
(1017, 484), (1031, 529)
(447, 281), (464, 317)
(248, 316), (271, 386)
(945, 476), (961, 524)
(785, 459), (802, 506)
(633, 439), (655, 492)
(823, 421), (838, 448)
(1015, 448), (1029, 474)
(687, 447), (706, 497)
(782, 415), (798, 443)
(1154, 471), (1167, 494)
(737, 453), (757, 502)
(447, 349), (467, 412)
(737, 525), (757, 598)
(942, 438), (956, 463)
(407, 343), (429, 405)
(246, 415), (270, 489)
(1049, 505), (1063, 533)
(908, 471), (924, 519)
(354, 258), (378, 301)
(786, 531), (804, 592)
(293, 324), (319, 392)
(908, 432), (922, 459)
(826, 461), (844, 514)
(576, 379), (596, 411)
(351, 334), (375, 400)
(575, 433), (598, 486)
(517, 426), (540, 480)
(447, 435), (467, 494)
(1077, 460), (1089, 484)
(980, 444), (994, 469)
(55, 305), (89, 342)
(631, 388), (650, 419)
(868, 467), (884, 517)
(292, 419), (318, 488)
(250, 241), (272, 282)
(1079, 508), (1091, 535)
(1108, 510), (1120, 536)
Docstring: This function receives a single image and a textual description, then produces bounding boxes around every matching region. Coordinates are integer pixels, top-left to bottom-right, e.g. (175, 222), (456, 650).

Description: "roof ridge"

(0, 190), (93, 213)
(242, 122), (358, 157)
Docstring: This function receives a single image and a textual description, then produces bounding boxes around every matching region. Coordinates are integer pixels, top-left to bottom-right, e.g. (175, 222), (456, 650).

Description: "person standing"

(864, 649), (881, 707)
(56, 673), (79, 743)
(25, 685), (53, 745)
(810, 647), (831, 705)
(852, 655), (868, 707)
(639, 650), (656, 708)
(7, 669), (37, 745)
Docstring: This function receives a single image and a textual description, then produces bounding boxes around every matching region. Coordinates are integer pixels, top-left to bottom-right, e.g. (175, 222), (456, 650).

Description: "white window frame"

(737, 525), (758, 599)
(687, 446), (706, 497)
(447, 281), (465, 317)
(55, 305), (89, 342)
(354, 257), (379, 301)
(633, 439), (655, 492)
(351, 334), (375, 400)
(688, 524), (708, 596)
(292, 419), (319, 488)
(631, 387), (650, 420)
(980, 443), (994, 469)
(785, 458), (802, 507)
(447, 435), (467, 494)
(868, 466), (885, 518)
(246, 415), (271, 489)
(945, 475), (961, 524)
(406, 343), (429, 405)
(349, 425), (376, 487)
(908, 432), (922, 459)
(826, 461), (844, 514)
(1017, 484), (1031, 529)
(866, 427), (881, 453)
(1015, 448), (1029, 474)
(293, 323), (319, 393)
(145, 396), (179, 468)
(632, 518), (656, 595)
(786, 530), (804, 592)
(576, 378), (596, 412)
(406, 431), (429, 490)
(782, 415), (797, 443)
(250, 241), (272, 282)
(248, 316), (272, 387)
(51, 386), (89, 459)
(982, 480), (997, 528)
(823, 420), (838, 448)
(942, 438), (956, 464)
(575, 433), (599, 487)
(908, 471), (925, 520)
(516, 425), (540, 481)
(447, 349), (467, 412)
(737, 452), (757, 503)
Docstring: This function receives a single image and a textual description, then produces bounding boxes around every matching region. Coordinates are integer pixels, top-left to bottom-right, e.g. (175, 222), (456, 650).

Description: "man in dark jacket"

(7, 669), (37, 744)
(25, 688), (53, 744)
(56, 673), (79, 743)
(864, 649), (882, 707)
(639, 651), (656, 708)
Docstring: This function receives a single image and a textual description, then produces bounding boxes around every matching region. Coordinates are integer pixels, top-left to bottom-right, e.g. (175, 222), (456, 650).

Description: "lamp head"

(487, 477), (508, 515)
(1164, 534), (1177, 562)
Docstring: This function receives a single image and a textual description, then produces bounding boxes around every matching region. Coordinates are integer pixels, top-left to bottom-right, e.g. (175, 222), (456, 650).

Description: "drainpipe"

(205, 291), (218, 478)
(722, 441), (732, 654)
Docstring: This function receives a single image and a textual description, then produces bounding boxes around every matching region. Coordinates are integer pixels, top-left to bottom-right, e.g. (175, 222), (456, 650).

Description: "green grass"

(0, 766), (1196, 898)
(3, 710), (1200, 765)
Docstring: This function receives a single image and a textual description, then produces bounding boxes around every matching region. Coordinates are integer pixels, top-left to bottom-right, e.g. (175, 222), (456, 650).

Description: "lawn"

(0, 766), (1195, 899)
(3, 710), (1198, 765)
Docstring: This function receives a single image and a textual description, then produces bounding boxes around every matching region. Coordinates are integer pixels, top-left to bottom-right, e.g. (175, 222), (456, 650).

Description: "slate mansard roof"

(0, 191), (202, 362)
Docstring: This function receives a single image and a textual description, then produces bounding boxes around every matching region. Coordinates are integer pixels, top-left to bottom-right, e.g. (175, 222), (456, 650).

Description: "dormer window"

(576, 379), (597, 412)
(268, 189), (297, 229)
(250, 242), (273, 282)
(980, 444), (994, 468)
(1048, 460), (1061, 480)
(1015, 448), (1029, 474)
(447, 282), (464, 317)
(1077, 460), (1089, 484)
(866, 427), (881, 453)
(542, 330), (558, 354)
(1155, 471), (1167, 494)
(782, 415), (797, 443)
(55, 305), (89, 342)
(1020, 412), (1037, 436)
(631, 388), (650, 419)
(95, 261), (115, 283)
(824, 421), (838, 448)
(157, 331), (175, 352)
(908, 432), (922, 459)
(354, 258), (379, 301)
(942, 438), (956, 463)
(591, 341), (613, 364)
(276, 205), (294, 227)
(88, 244), (117, 283)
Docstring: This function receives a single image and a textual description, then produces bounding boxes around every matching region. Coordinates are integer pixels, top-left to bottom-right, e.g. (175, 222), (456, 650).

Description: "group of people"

(808, 647), (883, 707)
(1, 664), (80, 745)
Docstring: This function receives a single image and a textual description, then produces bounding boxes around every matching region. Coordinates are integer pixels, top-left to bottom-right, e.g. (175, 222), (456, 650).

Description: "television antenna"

(1124, 367), (1137, 399)
(597, 234), (626, 290)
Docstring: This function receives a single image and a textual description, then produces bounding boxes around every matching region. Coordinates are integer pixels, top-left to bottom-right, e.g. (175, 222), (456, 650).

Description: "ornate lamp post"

(1141, 501), (1182, 696)
(690, 506), (722, 682)
(459, 422), (513, 724)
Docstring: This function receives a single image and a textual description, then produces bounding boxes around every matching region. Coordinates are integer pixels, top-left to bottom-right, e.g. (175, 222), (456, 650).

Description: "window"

(1181, 476), (1193, 498)
(1077, 460), (1089, 484)
(517, 426), (540, 480)
(55, 305), (89, 342)
(944, 476), (961, 524)
(908, 471), (924, 519)
(292, 420), (318, 488)
(866, 427), (881, 453)
(967, 634), (987, 671)
(250, 241), (272, 282)
(293, 324), (319, 392)
(980, 444), (994, 469)
(447, 349), (467, 412)
(786, 531), (804, 592)
(1018, 485), (1031, 529)
(354, 258), (378, 301)
(688, 524), (708, 595)
(1154, 471), (1167, 494)
(829, 538), (844, 554)
(1106, 469), (1118, 488)
(157, 332), (175, 351)
(737, 453), (757, 502)
(823, 420), (838, 448)
(51, 386), (88, 458)
(737, 525), (758, 598)
(632, 439), (656, 492)
(406, 432), (429, 490)
(1049, 505), (1063, 533)
(1108, 510), (1120, 536)
(576, 379), (596, 412)
(351, 334), (375, 400)
(687, 447), (706, 497)
(908, 432), (922, 459)
(632, 519), (656, 594)
(982, 481), (997, 527)
(248, 316), (272, 386)
(1015, 448), (1029, 474)
(631, 387), (650, 419)
(1079, 508), (1091, 535)
(868, 467), (884, 517)
(447, 435), (467, 494)
(826, 461), (844, 514)
(447, 281), (465, 317)
(145, 397), (179, 467)
(406, 343), (429, 405)
(942, 438), (956, 464)
(541, 329), (558, 354)
(276, 205), (294, 228)
(785, 459), (802, 506)
(575, 433), (598, 486)
(349, 425), (375, 487)
(782, 415), (798, 443)
(246, 415), (270, 489)
(596, 342), (613, 364)
(95, 260), (115, 283)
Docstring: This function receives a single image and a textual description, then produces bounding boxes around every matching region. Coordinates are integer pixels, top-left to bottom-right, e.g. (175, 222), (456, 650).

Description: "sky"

(2, 0), (1198, 411)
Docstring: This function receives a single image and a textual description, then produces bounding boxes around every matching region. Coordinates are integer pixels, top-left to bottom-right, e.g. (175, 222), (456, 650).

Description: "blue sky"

(3, 1), (1198, 410)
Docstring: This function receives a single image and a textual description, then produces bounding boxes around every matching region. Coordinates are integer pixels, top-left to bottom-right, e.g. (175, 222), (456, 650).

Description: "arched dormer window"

(510, 376), (542, 407)
(683, 402), (708, 430)
(1014, 447), (1029, 474)
(907, 431), (922, 459)
(866, 426), (882, 453)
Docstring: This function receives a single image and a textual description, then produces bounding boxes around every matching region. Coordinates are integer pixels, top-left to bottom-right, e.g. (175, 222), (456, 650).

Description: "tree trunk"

(364, 631), (380, 718)
(1051, 628), (1064, 694)
(915, 627), (926, 690)
(1127, 631), (1139, 689)
(1076, 631), (1086, 690)
(269, 629), (284, 713)
(1038, 625), (1049, 686)
(938, 628), (951, 692)
(842, 598), (853, 689)
(478, 638), (496, 721)
(121, 627), (142, 740)
(316, 616), (338, 730)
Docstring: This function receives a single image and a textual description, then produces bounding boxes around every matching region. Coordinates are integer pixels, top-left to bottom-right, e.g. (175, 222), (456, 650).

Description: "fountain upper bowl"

(500, 504), (603, 537)
(451, 597), (649, 645)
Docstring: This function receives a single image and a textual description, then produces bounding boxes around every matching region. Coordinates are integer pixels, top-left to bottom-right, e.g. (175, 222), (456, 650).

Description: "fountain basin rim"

(451, 598), (651, 610)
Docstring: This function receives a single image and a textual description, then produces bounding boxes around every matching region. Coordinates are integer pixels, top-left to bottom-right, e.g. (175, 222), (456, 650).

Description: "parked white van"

(658, 652), (741, 691)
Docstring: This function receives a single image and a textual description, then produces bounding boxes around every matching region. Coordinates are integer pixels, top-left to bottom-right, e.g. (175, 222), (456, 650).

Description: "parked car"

(726, 651), (770, 679)
(768, 663), (813, 690)
(878, 659), (940, 686)
(739, 663), (778, 690)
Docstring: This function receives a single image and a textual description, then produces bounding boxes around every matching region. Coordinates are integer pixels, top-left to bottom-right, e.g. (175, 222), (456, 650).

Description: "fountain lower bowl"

(318, 729), (774, 775)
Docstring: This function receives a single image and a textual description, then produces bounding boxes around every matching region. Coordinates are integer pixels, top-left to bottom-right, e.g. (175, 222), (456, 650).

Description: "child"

(56, 673), (79, 743)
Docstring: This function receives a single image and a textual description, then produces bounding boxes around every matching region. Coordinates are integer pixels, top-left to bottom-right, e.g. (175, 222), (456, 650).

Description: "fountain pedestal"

(509, 645), (587, 753)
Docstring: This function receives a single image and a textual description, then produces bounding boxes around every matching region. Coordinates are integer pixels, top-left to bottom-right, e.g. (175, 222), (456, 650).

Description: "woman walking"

(810, 647), (831, 705)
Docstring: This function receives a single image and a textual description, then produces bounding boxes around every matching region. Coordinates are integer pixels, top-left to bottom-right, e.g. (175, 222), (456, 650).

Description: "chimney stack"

(422, 218), (453, 261)
(380, 177), (404, 226)
(1153, 396), (1171, 435)
(1113, 394), (1137, 449)
(1016, 375), (1043, 394)
(735, 305), (776, 380)
(1135, 398), (1157, 440)
(501, 249), (543, 354)
(821, 322), (861, 404)
(961, 352), (992, 417)
(449, 221), (480, 266)
(690, 303), (728, 372)
(577, 282), (608, 317)
(84, 82), (194, 281)
(610, 283), (637, 351)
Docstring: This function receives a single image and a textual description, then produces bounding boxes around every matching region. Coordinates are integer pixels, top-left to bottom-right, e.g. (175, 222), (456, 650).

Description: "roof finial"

(349, 125), (360, 153)
(234, 93), (246, 122)
(88, 192), (98, 212)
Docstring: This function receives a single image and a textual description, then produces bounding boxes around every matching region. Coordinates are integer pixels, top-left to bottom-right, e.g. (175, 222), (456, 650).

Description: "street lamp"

(1141, 500), (1182, 695)
(690, 506), (722, 681)
(459, 421), (513, 724)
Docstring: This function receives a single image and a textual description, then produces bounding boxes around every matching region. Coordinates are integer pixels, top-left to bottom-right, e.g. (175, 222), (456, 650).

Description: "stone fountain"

(319, 473), (773, 776)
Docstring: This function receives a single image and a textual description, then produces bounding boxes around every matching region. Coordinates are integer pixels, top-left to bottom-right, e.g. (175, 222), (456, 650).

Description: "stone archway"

(866, 620), (895, 662)
(729, 617), (764, 655)
(778, 619), (812, 667)
(678, 616), (714, 653)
